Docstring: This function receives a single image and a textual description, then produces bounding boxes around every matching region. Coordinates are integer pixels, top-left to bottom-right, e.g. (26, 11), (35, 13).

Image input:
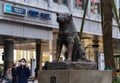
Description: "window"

(43, 0), (48, 3)
(73, 0), (85, 10)
(53, 0), (58, 3)
(24, 0), (30, 2)
(119, 0), (120, 19)
(119, 0), (120, 8)
(53, 0), (67, 5)
(42, 0), (49, 7)
(90, 0), (100, 14)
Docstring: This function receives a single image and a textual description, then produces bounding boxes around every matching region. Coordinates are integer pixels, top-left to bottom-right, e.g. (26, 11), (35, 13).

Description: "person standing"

(11, 64), (18, 83)
(16, 58), (30, 83)
(34, 65), (39, 80)
(6, 68), (12, 83)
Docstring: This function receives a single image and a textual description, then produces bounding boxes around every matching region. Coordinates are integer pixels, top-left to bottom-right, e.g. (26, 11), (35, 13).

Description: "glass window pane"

(73, 0), (77, 7)
(90, 0), (100, 14)
(53, 0), (58, 3)
(119, 0), (120, 18)
(53, 0), (67, 5)
(119, 0), (120, 8)
(73, 0), (85, 10)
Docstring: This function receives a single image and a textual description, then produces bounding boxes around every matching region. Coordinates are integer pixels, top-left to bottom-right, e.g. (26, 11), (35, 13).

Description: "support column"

(3, 40), (14, 74)
(67, 0), (73, 13)
(52, 30), (58, 61)
(92, 35), (99, 65)
(36, 42), (41, 69)
(48, 0), (53, 8)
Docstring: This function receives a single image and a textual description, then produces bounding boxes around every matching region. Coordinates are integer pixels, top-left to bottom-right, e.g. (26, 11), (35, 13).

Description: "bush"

(112, 78), (120, 83)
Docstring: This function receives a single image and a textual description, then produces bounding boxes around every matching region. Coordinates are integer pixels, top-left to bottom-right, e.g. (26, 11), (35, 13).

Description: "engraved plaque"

(50, 76), (56, 83)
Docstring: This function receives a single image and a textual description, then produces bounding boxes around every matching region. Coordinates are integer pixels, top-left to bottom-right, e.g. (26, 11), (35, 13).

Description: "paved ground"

(28, 80), (38, 83)
(1, 79), (38, 83)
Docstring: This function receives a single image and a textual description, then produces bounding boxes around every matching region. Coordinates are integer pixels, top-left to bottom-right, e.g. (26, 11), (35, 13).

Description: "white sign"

(31, 59), (36, 77)
(98, 53), (105, 70)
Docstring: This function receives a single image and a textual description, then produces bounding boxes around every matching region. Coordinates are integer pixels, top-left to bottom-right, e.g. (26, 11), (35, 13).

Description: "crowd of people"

(0, 58), (40, 83)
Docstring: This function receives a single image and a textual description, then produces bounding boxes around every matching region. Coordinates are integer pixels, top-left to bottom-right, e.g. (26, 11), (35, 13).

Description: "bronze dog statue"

(55, 13), (88, 62)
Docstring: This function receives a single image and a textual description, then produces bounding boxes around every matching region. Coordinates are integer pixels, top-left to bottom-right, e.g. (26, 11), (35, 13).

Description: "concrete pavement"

(2, 79), (38, 83)
(28, 80), (38, 83)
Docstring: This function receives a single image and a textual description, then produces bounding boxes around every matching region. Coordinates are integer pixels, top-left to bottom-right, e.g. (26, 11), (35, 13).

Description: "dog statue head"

(56, 13), (72, 23)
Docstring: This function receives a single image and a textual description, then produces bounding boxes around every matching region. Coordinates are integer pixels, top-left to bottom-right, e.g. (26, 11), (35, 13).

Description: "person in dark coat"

(16, 58), (30, 83)
(34, 65), (39, 79)
(11, 64), (18, 83)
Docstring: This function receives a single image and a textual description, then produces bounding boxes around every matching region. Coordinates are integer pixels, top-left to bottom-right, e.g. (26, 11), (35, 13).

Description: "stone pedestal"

(39, 70), (112, 83)
(44, 61), (97, 70)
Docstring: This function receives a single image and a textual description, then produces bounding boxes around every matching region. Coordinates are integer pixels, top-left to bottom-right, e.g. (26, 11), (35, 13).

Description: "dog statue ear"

(56, 13), (59, 16)
(70, 14), (72, 17)
(68, 14), (72, 17)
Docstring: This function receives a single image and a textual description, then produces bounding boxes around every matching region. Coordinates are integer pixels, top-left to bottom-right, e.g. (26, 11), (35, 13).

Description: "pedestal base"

(39, 70), (112, 83)
(44, 61), (97, 70)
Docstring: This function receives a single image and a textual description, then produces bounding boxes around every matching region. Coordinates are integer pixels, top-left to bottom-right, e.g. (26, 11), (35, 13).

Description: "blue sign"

(40, 13), (51, 20)
(3, 4), (51, 21)
(12, 6), (26, 16)
(28, 10), (39, 17)
(4, 4), (12, 13)
(28, 10), (51, 20)
(4, 4), (26, 16)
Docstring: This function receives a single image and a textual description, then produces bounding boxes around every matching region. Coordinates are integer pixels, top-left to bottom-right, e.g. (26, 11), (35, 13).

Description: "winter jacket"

(16, 66), (30, 83)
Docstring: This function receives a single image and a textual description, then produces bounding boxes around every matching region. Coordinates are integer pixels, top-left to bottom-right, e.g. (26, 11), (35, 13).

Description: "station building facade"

(0, 0), (120, 71)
